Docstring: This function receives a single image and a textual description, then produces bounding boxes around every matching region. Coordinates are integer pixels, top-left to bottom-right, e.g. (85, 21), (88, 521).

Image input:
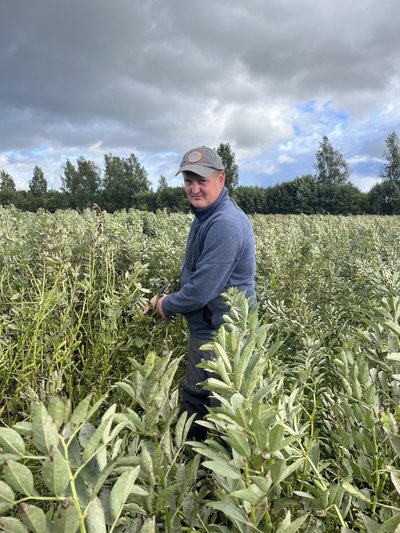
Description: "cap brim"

(175, 164), (218, 177)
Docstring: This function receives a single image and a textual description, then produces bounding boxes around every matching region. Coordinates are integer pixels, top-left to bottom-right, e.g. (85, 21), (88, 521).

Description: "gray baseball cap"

(175, 146), (224, 177)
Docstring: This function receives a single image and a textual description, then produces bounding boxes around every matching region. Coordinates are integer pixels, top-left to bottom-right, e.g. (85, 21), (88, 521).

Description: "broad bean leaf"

(0, 428), (26, 456)
(3, 460), (35, 497)
(19, 503), (47, 533)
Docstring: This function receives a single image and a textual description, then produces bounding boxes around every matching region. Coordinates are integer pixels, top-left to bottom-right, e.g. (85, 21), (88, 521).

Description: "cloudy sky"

(1, 0), (399, 192)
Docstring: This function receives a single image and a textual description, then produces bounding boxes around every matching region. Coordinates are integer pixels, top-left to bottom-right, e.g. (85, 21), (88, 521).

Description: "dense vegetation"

(1, 207), (400, 531)
(1, 133), (400, 215)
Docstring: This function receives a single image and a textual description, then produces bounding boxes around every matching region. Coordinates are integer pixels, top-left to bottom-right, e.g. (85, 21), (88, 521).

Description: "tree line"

(1, 134), (400, 215)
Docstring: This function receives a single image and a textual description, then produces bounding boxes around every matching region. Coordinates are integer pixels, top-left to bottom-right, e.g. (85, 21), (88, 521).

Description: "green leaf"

(3, 460), (35, 497)
(386, 321), (400, 336)
(388, 433), (400, 458)
(68, 394), (102, 433)
(12, 422), (32, 437)
(78, 423), (95, 448)
(213, 342), (233, 372)
(51, 498), (80, 533)
(19, 503), (47, 533)
(230, 484), (263, 504)
(293, 491), (316, 501)
(174, 411), (188, 448)
(114, 382), (136, 401)
(0, 480), (15, 514)
(342, 481), (371, 503)
(360, 513), (380, 533)
(377, 512), (400, 532)
(202, 460), (241, 479)
(69, 395), (93, 429)
(224, 429), (251, 458)
(269, 424), (285, 453)
(82, 405), (116, 464)
(140, 446), (155, 485)
(0, 517), (28, 533)
(234, 339), (256, 389)
(0, 453), (24, 463)
(186, 441), (226, 461)
(85, 497), (106, 533)
(206, 501), (255, 527)
(273, 458), (303, 485)
(0, 428), (26, 456)
(42, 448), (70, 497)
(87, 457), (120, 502)
(109, 466), (140, 520)
(276, 511), (309, 533)
(31, 403), (59, 455)
(203, 378), (235, 395)
(48, 396), (71, 430)
(252, 414), (267, 450)
(389, 468), (400, 495)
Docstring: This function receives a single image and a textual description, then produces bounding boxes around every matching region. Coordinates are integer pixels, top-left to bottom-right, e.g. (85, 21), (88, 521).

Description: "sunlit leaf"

(202, 460), (241, 479)
(3, 460), (35, 497)
(19, 503), (47, 533)
(0, 517), (29, 533)
(110, 466), (140, 520)
(0, 428), (26, 456)
(31, 403), (59, 455)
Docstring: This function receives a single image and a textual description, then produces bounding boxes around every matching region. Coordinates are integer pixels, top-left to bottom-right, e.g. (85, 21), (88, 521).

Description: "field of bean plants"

(1, 205), (400, 533)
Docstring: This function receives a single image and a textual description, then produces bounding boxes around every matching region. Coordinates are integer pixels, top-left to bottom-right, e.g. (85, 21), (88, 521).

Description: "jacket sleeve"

(162, 219), (242, 315)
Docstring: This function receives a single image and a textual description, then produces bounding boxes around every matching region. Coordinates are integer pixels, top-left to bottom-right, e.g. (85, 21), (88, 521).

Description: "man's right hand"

(143, 294), (158, 316)
(144, 294), (169, 321)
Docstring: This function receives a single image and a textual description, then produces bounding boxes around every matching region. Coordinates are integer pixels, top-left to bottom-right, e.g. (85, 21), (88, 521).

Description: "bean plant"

(2, 206), (400, 531)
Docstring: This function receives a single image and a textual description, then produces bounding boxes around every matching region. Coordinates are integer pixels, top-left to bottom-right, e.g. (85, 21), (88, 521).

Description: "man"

(145, 146), (256, 439)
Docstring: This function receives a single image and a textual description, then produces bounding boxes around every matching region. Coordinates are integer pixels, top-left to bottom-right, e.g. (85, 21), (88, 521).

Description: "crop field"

(1, 206), (400, 532)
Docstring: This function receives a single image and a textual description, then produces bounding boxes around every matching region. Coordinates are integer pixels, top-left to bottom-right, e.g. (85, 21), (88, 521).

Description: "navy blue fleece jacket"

(162, 187), (256, 338)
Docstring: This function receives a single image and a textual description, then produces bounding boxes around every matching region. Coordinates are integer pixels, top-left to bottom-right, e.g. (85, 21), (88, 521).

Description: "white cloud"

(278, 154), (296, 164)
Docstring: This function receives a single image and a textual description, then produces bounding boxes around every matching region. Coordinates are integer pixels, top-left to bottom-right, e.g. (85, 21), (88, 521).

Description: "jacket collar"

(191, 187), (229, 222)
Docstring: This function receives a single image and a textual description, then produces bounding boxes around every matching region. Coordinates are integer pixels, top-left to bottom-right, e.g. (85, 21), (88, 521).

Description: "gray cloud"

(0, 0), (399, 189)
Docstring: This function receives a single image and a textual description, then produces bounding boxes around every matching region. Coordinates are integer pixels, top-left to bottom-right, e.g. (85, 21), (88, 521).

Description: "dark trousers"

(182, 334), (219, 440)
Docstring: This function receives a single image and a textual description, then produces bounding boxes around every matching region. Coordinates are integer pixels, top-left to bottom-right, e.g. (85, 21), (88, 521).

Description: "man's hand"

(143, 294), (158, 316)
(144, 294), (169, 320)
(156, 294), (169, 320)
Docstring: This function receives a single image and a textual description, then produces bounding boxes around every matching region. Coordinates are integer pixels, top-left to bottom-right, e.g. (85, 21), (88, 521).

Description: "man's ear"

(219, 170), (225, 185)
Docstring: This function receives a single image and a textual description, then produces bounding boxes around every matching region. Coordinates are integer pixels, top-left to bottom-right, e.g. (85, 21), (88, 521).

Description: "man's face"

(183, 170), (225, 209)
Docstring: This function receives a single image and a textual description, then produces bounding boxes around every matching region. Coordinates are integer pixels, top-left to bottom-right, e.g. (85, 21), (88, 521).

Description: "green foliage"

(2, 209), (400, 530)
(29, 166), (47, 197)
(156, 186), (189, 212)
(101, 153), (151, 212)
(61, 158), (101, 210)
(234, 178), (365, 215)
(216, 142), (239, 193)
(314, 135), (350, 185)
(380, 131), (400, 182)
(0, 394), (139, 532)
(0, 170), (17, 206)
(367, 179), (400, 214)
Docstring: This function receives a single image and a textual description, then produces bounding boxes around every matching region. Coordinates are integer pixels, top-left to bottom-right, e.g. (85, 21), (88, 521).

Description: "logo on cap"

(187, 150), (202, 163)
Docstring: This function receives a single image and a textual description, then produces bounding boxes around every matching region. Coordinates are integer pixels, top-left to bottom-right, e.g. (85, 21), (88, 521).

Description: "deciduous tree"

(61, 157), (101, 210)
(101, 153), (150, 211)
(29, 165), (47, 195)
(0, 170), (16, 205)
(216, 142), (239, 193)
(314, 135), (350, 185)
(380, 131), (400, 182)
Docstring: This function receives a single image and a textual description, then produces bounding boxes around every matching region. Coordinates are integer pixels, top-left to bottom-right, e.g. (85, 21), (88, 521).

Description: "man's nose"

(192, 181), (200, 193)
